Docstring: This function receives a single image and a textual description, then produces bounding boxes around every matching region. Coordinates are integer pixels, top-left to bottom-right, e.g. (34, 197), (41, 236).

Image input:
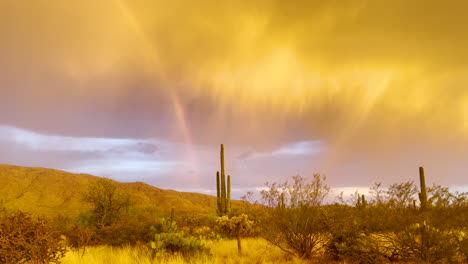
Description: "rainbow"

(112, 0), (199, 179)
(167, 88), (199, 172)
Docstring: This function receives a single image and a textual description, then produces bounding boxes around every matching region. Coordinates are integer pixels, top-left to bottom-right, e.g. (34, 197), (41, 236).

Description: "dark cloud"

(132, 142), (159, 154)
(107, 142), (160, 154)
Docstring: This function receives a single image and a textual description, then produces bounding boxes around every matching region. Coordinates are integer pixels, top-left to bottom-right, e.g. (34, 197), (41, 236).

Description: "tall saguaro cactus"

(216, 144), (231, 215)
(418, 166), (428, 211)
(220, 144), (226, 214)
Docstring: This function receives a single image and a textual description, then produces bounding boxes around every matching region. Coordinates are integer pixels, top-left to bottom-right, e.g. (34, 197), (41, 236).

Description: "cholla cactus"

(216, 214), (254, 255)
(150, 218), (208, 257)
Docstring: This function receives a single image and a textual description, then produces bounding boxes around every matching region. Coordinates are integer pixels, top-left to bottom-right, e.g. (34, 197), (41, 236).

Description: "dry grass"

(61, 238), (311, 264)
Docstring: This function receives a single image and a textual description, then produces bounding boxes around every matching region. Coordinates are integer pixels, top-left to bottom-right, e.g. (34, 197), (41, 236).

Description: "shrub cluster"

(0, 210), (66, 264)
(245, 174), (468, 263)
(150, 218), (209, 258)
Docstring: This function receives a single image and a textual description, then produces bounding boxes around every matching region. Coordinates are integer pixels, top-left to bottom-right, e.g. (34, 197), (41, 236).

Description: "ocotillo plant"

(418, 166), (428, 210)
(216, 144), (231, 215)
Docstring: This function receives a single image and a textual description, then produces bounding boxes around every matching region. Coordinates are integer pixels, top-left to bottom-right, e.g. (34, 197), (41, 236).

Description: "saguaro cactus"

(227, 175), (231, 213)
(170, 207), (175, 223)
(278, 193), (285, 210)
(418, 166), (428, 211)
(216, 144), (231, 215)
(356, 193), (367, 209)
(216, 171), (221, 214)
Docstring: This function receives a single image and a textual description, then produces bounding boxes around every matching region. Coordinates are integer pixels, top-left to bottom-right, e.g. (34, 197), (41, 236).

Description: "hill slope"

(0, 164), (236, 217)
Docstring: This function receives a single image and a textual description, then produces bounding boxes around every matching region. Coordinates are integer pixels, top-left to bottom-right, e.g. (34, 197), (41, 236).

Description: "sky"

(1, 0), (468, 199)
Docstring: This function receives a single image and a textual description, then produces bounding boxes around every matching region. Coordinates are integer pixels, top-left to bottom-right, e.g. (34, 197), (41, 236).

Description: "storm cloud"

(1, 0), (468, 195)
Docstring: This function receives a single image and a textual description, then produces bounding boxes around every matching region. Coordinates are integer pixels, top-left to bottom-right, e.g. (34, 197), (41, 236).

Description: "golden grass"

(61, 238), (310, 264)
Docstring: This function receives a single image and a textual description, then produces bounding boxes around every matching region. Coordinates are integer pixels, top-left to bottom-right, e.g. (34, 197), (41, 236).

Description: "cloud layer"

(1, 0), (468, 194)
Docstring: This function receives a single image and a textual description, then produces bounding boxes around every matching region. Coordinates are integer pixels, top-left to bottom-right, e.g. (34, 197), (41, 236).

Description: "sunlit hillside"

(0, 164), (239, 217)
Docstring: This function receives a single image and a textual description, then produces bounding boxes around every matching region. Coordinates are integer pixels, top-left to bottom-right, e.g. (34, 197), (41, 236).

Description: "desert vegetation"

(0, 209), (66, 263)
(2, 146), (468, 263)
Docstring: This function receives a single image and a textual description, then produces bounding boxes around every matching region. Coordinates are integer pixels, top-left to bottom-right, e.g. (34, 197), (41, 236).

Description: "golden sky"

(1, 0), (468, 190)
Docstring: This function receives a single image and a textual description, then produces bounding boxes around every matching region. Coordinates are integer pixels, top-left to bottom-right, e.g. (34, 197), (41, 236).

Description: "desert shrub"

(458, 232), (468, 262)
(64, 224), (94, 257)
(328, 231), (392, 264)
(258, 174), (331, 259)
(95, 216), (153, 246)
(0, 210), (67, 264)
(76, 204), (161, 246)
(149, 218), (210, 258)
(52, 214), (73, 233)
(327, 205), (413, 263)
(358, 187), (462, 263)
(352, 182), (462, 263)
(384, 220), (459, 263)
(386, 181), (418, 210)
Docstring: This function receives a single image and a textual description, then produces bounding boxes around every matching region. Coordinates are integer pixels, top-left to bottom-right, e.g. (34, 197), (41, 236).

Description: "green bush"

(0, 210), (67, 264)
(328, 231), (389, 264)
(95, 217), (153, 246)
(149, 218), (209, 258)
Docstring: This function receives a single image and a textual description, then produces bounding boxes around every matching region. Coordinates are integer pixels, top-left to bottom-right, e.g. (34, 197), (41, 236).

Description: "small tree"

(216, 214), (254, 255)
(82, 178), (131, 229)
(0, 210), (66, 264)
